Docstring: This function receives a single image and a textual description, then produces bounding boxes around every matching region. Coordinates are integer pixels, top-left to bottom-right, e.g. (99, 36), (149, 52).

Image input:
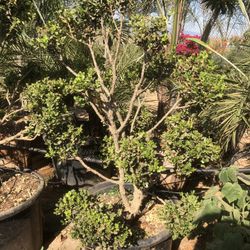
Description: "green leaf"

(204, 186), (220, 199)
(195, 201), (221, 222)
(237, 190), (247, 209)
(219, 166), (238, 184)
(222, 183), (243, 203)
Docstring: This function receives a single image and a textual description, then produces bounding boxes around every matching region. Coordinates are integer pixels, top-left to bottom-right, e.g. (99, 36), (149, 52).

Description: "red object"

(176, 33), (201, 56)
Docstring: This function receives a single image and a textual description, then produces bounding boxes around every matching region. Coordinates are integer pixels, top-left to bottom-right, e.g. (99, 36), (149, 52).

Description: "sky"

(183, 4), (248, 39)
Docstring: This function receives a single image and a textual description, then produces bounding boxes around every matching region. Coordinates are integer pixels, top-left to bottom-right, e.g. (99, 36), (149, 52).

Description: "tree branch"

(59, 57), (78, 76)
(147, 95), (182, 134)
(110, 16), (124, 95)
(116, 111), (124, 126)
(75, 156), (119, 184)
(118, 168), (133, 213)
(0, 129), (30, 145)
(117, 62), (146, 133)
(1, 108), (24, 124)
(130, 96), (145, 133)
(89, 101), (105, 124)
(88, 42), (110, 99)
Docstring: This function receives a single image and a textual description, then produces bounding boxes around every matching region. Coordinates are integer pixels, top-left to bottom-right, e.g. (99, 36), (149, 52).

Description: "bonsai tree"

(21, 0), (222, 212)
(23, 0), (177, 217)
(1, 0), (223, 248)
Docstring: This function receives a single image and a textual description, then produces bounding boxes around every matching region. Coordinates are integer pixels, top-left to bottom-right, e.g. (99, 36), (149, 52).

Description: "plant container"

(0, 170), (44, 250)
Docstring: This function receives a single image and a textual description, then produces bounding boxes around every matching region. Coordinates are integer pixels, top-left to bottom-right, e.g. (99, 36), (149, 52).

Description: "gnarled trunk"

(119, 181), (144, 218)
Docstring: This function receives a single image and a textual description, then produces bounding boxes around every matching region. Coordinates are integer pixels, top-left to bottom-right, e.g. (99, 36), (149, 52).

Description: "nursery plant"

(23, 0), (175, 220)
(0, 0), (227, 249)
(189, 0), (250, 151)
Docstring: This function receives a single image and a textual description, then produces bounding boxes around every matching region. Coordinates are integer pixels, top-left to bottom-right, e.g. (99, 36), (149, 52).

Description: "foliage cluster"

(161, 112), (221, 176)
(130, 15), (168, 52)
(102, 133), (164, 188)
(171, 51), (227, 112)
(160, 192), (201, 240)
(55, 189), (135, 250)
(23, 72), (98, 159)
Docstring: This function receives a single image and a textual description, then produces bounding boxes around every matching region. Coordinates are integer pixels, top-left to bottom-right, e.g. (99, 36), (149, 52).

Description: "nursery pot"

(54, 144), (102, 186)
(88, 181), (172, 250)
(0, 171), (44, 250)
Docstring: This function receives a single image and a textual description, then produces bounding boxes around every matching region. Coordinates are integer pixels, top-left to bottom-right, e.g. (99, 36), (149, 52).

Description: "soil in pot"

(99, 190), (166, 239)
(0, 172), (40, 212)
(0, 170), (44, 250)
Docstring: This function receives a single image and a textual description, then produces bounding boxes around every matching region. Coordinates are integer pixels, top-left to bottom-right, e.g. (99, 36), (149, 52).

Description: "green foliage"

(171, 51), (227, 111)
(0, 0), (33, 42)
(23, 75), (99, 159)
(202, 72), (250, 150)
(160, 192), (201, 240)
(161, 112), (221, 176)
(196, 166), (250, 250)
(102, 133), (164, 188)
(132, 107), (156, 133)
(55, 189), (135, 249)
(201, 0), (237, 16)
(130, 15), (168, 52)
(35, 0), (136, 48)
(196, 32), (250, 150)
(227, 33), (250, 76)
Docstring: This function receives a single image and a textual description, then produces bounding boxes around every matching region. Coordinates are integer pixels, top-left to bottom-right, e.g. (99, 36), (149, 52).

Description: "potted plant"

(13, 0), (228, 248)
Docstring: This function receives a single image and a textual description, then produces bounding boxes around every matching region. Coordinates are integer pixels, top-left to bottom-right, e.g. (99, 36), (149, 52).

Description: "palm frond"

(203, 82), (250, 150)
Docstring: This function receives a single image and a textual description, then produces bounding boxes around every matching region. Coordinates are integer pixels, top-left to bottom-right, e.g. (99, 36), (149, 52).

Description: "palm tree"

(201, 0), (237, 42)
(201, 0), (250, 151)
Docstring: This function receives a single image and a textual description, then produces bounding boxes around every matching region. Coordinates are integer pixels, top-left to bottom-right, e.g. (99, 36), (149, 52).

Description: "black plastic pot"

(53, 144), (102, 186)
(88, 182), (172, 250)
(0, 171), (44, 250)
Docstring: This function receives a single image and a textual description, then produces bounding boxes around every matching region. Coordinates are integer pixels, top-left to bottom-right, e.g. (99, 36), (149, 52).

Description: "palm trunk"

(171, 0), (182, 50)
(201, 9), (220, 42)
(156, 0), (183, 122)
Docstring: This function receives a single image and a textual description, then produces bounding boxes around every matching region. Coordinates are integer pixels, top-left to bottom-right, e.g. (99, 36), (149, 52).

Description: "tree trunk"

(157, 82), (172, 121)
(201, 9), (220, 42)
(129, 185), (144, 217)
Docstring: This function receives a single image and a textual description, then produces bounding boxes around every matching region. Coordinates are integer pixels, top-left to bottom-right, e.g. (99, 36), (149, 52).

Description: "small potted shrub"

(21, 1), (177, 248)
